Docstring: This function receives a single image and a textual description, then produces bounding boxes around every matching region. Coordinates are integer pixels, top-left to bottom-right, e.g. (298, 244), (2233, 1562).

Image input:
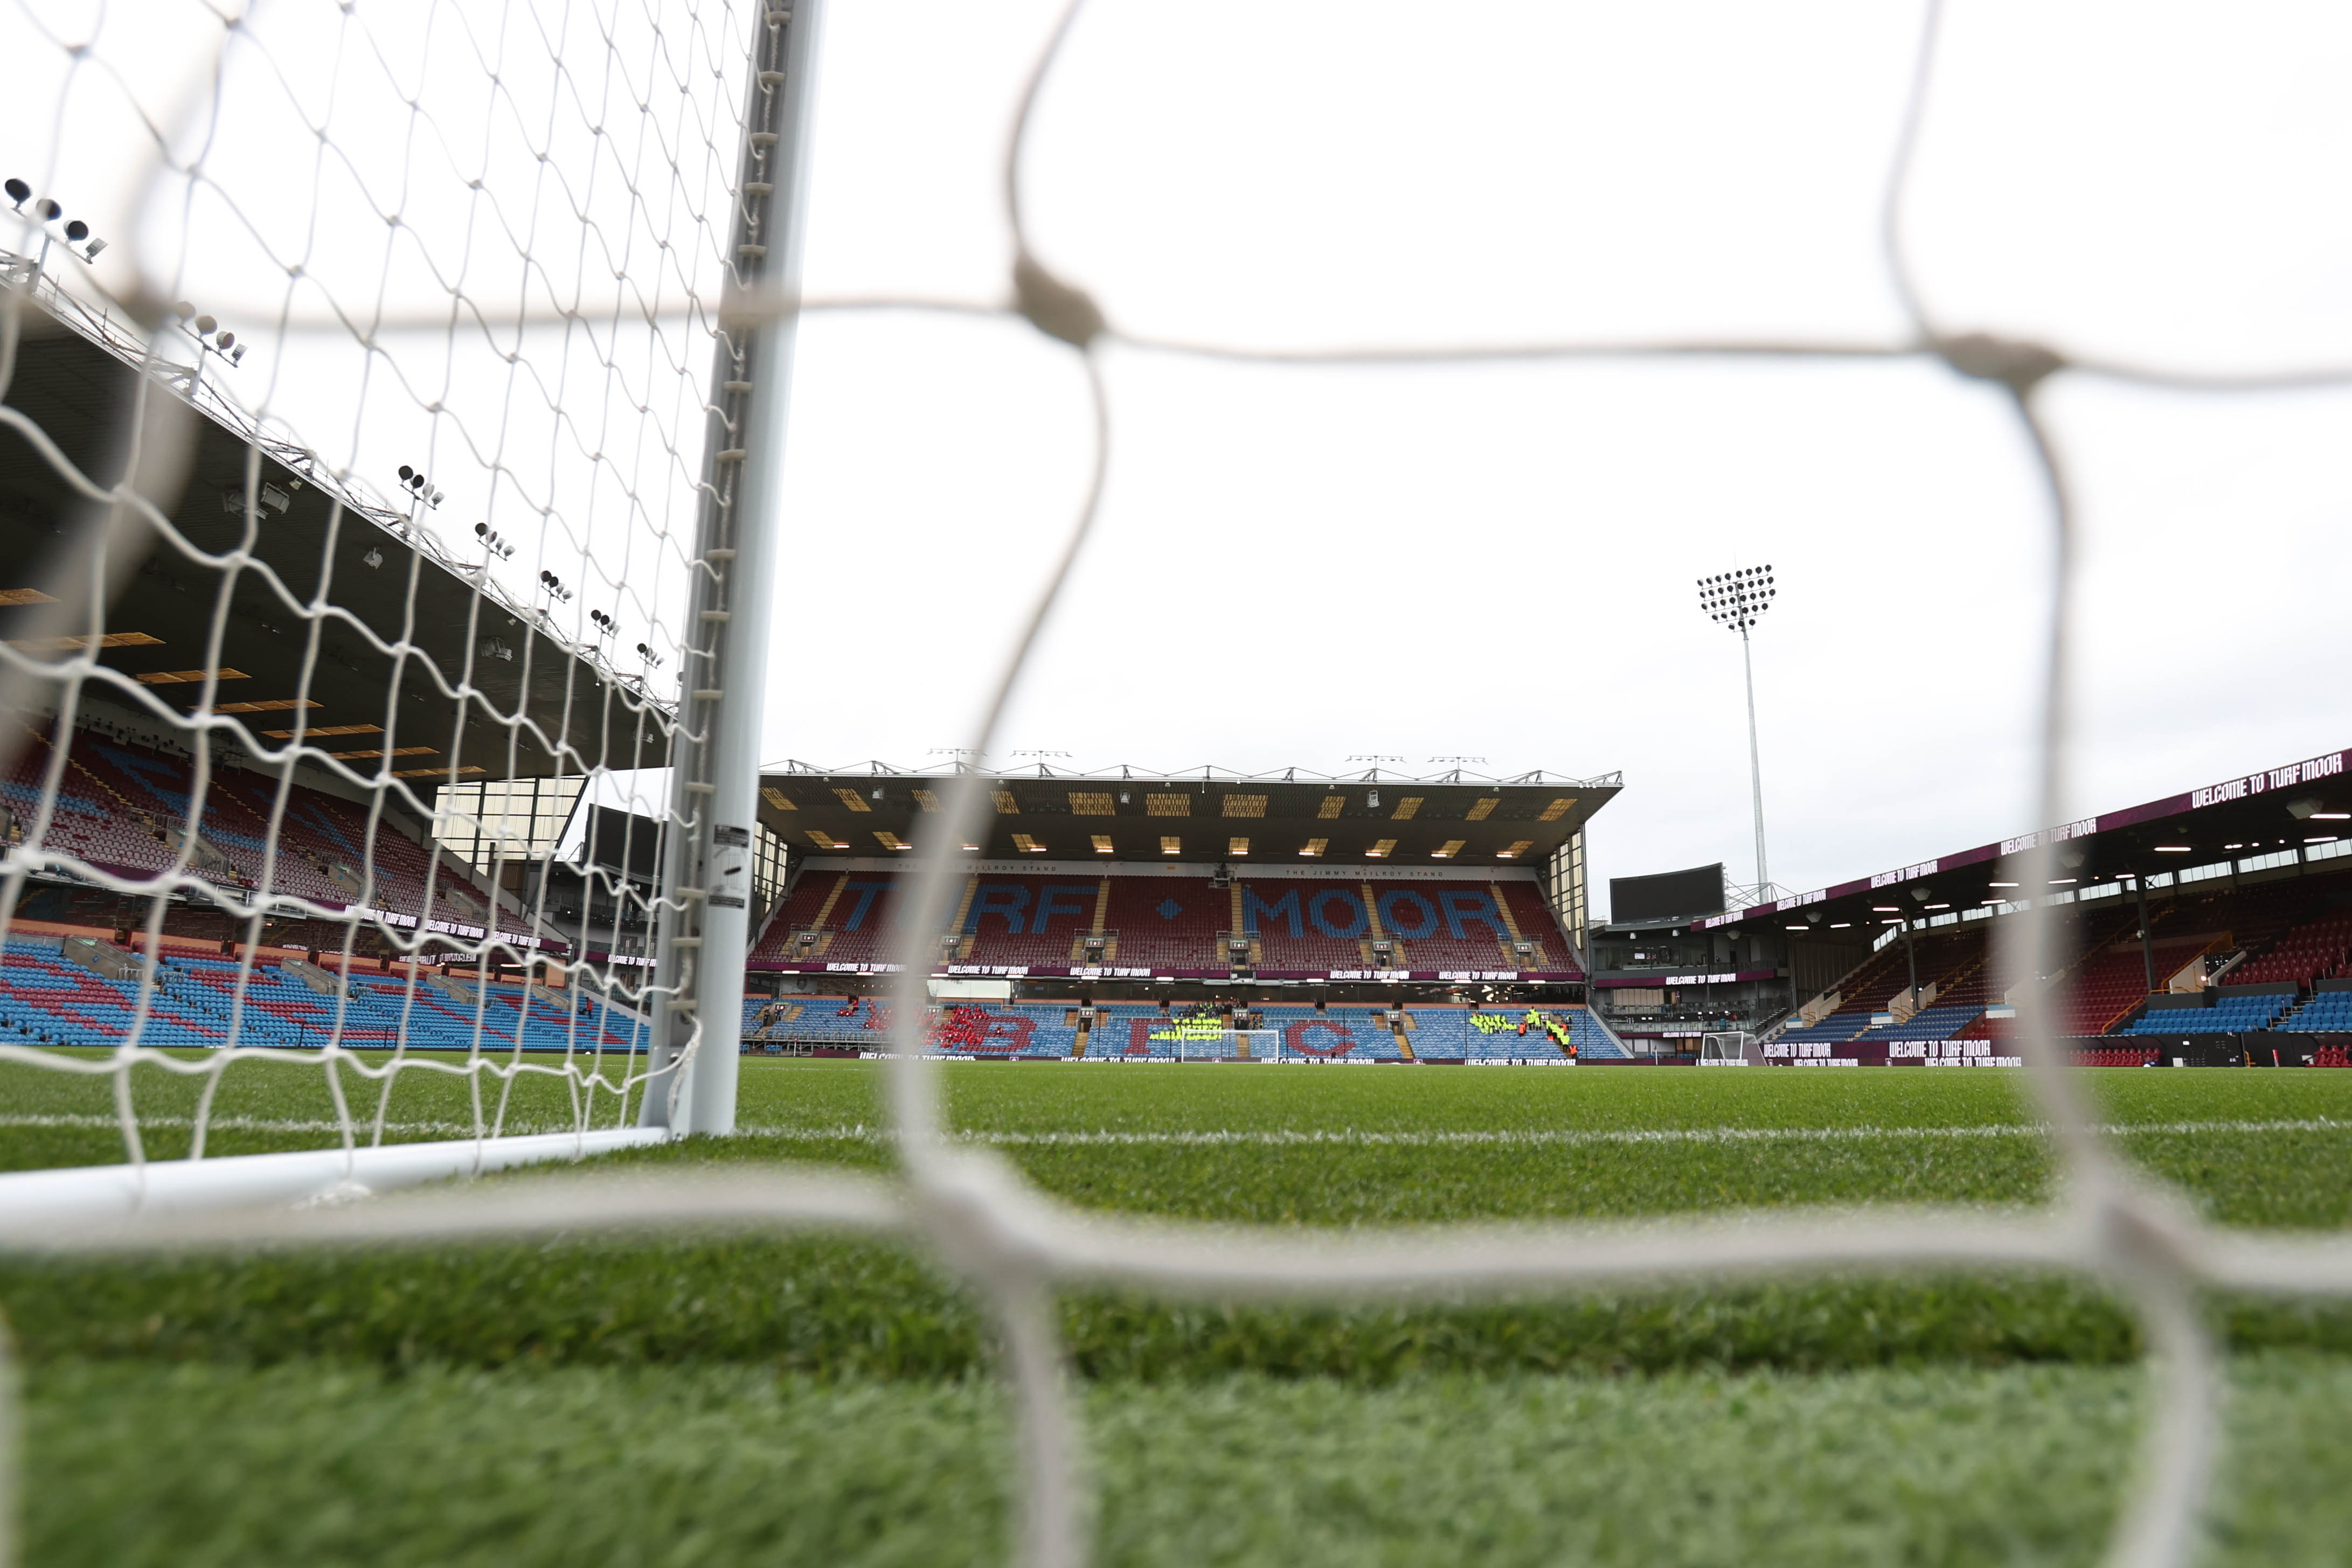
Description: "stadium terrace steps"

(1793, 943), (1911, 1029)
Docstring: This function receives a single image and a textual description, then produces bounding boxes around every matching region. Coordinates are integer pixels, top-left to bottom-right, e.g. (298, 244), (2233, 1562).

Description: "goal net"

(1178, 1028), (1283, 1063)
(1698, 1031), (1757, 1066)
(0, 1), (804, 1153)
(4, 6), (2346, 1568)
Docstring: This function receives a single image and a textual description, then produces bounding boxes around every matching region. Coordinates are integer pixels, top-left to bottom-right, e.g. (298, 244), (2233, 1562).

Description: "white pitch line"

(726, 1116), (2352, 1149)
(0, 1112), (590, 1138)
(8, 1114), (2348, 1153)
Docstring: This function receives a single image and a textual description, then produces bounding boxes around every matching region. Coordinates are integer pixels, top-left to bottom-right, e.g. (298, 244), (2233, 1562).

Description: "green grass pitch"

(9, 1056), (2352, 1565)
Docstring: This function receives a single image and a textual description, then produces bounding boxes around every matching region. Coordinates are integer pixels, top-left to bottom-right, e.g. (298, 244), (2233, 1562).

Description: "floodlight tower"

(1697, 564), (1777, 897)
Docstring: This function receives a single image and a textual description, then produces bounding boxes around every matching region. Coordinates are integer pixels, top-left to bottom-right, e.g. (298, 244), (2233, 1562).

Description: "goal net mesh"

(6, 5), (2352, 1568)
(0, 2), (775, 1144)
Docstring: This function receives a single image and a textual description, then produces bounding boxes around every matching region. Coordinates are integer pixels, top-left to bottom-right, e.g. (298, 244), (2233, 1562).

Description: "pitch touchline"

(727, 1117), (2352, 1148)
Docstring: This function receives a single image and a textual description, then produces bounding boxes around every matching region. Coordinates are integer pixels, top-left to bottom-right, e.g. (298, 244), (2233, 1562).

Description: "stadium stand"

(2075, 1045), (2162, 1066)
(1858, 1004), (1984, 1043)
(1237, 882), (1373, 974)
(2231, 913), (2352, 987)
(1779, 939), (1934, 1044)
(0, 936), (638, 1053)
(2118, 993), (2297, 1035)
(1832, 929), (2003, 1043)
(753, 869), (910, 966)
(1099, 878), (1222, 972)
(2284, 990), (2352, 1033)
(8, 719), (523, 941)
(1084, 1002), (1176, 1058)
(1361, 882), (1547, 972)
(929, 1001), (1079, 1058)
(738, 995), (1084, 1057)
(953, 877), (1107, 967)
(750, 866), (1584, 979)
(1250, 1004), (1404, 1060)
(742, 994), (897, 1044)
(1497, 882), (1576, 969)
(1407, 1004), (1621, 1060)
(1240, 878), (1581, 976)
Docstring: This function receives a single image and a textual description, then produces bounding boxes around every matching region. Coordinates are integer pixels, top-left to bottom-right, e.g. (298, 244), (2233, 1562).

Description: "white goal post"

(1179, 1029), (1283, 1062)
(1699, 1031), (1758, 1066)
(0, 1), (818, 1180)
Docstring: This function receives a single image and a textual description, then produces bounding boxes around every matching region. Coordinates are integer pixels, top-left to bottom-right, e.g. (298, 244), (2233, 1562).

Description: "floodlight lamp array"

(472, 520), (517, 560)
(396, 464), (446, 509)
(1696, 564), (1777, 634)
(168, 300), (246, 366)
(5, 176), (107, 262)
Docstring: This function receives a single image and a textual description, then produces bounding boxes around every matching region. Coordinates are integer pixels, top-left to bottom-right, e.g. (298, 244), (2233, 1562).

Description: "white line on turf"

(8, 1114), (2349, 1151)
(725, 1117), (2352, 1148)
(0, 1113), (584, 1137)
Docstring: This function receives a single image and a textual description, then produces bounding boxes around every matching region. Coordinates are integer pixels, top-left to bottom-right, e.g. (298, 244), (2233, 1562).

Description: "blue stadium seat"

(2284, 993), (2352, 1032)
(2117, 994), (2293, 1035)
(1856, 1004), (1982, 1042)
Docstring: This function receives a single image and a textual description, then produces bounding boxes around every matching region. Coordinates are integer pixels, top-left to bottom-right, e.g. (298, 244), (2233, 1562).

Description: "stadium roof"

(758, 762), (1621, 865)
(0, 258), (670, 782)
(1696, 743), (2351, 935)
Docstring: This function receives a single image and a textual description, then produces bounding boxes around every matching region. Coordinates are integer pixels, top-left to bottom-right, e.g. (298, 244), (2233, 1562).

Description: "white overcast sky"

(11, 0), (2352, 913)
(776, 0), (2352, 910)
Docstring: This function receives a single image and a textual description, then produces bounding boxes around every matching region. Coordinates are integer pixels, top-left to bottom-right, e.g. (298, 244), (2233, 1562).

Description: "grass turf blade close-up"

(25, 1351), (2352, 1568)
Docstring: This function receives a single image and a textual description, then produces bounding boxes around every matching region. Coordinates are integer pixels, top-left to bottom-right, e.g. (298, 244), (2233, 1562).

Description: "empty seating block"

(2286, 992), (2352, 1032)
(2233, 915), (2352, 987)
(1857, 1004), (1983, 1043)
(1252, 1005), (1402, 1059)
(0, 940), (635, 1053)
(2119, 994), (2293, 1035)
(12, 720), (519, 940)
(750, 866), (1584, 979)
(1777, 1011), (1875, 1045)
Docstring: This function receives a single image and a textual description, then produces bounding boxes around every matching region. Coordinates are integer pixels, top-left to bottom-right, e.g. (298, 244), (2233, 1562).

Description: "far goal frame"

(1699, 1031), (1758, 1066)
(1179, 1029), (1283, 1062)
